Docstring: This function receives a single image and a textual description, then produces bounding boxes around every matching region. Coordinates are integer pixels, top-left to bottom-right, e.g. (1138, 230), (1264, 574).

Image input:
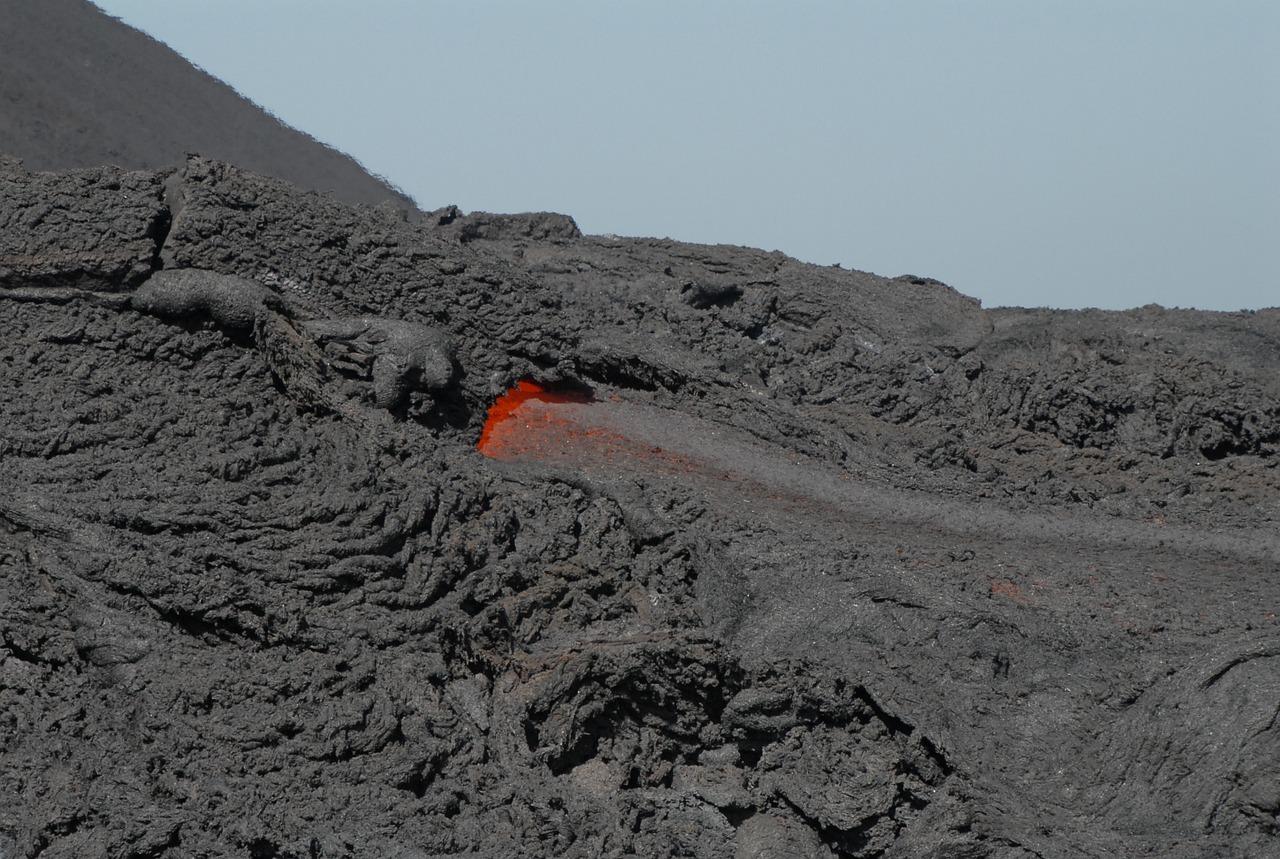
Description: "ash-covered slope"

(2, 157), (1278, 859)
(0, 0), (412, 208)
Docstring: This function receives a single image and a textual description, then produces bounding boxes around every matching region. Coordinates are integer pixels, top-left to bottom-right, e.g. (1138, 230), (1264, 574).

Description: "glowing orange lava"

(475, 381), (858, 525)
(477, 380), (594, 458)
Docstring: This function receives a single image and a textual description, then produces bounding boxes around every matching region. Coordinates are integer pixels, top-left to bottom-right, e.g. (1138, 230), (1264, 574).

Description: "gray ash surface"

(2, 155), (1278, 858)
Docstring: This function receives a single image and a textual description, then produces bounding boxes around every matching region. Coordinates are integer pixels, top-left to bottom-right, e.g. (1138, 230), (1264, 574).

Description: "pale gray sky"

(96, 1), (1279, 310)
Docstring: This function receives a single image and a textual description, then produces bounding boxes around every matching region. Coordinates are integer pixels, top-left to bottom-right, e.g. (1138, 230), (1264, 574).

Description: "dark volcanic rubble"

(1, 156), (1278, 858)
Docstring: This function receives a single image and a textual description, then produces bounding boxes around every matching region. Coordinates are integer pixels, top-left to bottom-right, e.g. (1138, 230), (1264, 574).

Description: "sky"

(95, 1), (1278, 311)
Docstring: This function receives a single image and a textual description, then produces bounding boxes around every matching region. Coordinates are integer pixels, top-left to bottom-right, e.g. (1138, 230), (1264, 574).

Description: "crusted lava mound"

(2, 155), (1279, 859)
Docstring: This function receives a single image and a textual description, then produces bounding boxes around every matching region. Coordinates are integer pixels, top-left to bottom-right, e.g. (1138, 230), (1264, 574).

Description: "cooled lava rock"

(2, 154), (1278, 858)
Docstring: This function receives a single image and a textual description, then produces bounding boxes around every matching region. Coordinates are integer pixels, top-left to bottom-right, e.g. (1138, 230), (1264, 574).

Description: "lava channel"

(478, 380), (776, 482)
(476, 380), (877, 523)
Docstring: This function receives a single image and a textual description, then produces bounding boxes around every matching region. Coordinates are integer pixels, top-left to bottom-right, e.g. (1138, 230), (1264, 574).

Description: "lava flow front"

(476, 379), (698, 471)
(475, 379), (839, 518)
(476, 380), (597, 459)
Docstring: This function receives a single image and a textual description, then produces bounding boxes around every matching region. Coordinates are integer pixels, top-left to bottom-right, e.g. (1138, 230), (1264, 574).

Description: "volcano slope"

(0, 0), (411, 209)
(1, 157), (1278, 858)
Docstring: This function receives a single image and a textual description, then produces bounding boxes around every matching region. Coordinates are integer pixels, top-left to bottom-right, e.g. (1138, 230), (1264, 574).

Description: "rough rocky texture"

(0, 156), (167, 291)
(1, 156), (1278, 859)
(0, 0), (413, 209)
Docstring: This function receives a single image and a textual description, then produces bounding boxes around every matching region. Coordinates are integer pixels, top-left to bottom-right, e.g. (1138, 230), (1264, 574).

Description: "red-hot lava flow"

(476, 381), (1046, 539)
(476, 379), (689, 467)
(476, 380), (595, 458)
(475, 380), (828, 515)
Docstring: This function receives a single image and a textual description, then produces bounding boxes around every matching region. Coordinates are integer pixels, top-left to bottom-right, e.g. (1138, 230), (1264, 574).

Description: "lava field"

(2, 153), (1277, 859)
(1, 3), (1279, 857)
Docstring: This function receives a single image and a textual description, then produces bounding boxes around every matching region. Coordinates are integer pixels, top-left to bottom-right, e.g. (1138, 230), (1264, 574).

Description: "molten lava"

(476, 380), (875, 525)
(476, 380), (594, 458)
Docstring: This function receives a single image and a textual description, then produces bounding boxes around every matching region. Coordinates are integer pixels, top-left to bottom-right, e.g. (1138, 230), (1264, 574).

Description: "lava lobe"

(476, 380), (594, 458)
